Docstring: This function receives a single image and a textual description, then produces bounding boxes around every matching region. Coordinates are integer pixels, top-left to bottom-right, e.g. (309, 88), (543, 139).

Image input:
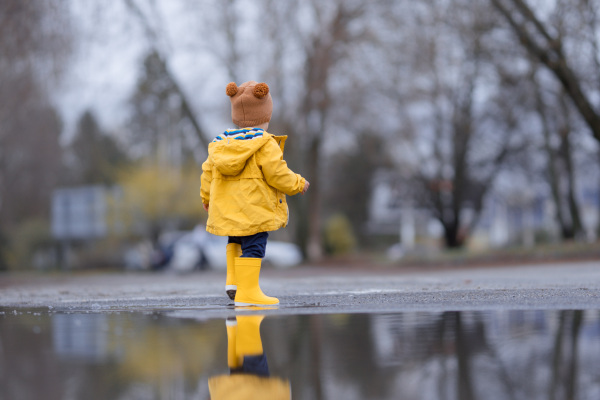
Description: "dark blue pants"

(230, 355), (270, 377)
(228, 232), (269, 258)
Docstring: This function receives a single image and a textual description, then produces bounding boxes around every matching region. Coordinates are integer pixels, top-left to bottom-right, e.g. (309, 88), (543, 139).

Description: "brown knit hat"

(226, 81), (273, 127)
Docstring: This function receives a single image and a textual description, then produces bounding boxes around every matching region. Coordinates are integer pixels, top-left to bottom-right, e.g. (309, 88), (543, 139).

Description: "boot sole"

(235, 301), (279, 307)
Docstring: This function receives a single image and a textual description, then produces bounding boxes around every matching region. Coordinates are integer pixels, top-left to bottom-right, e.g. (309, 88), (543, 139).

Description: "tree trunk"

(309, 315), (324, 400)
(566, 310), (582, 400)
(443, 221), (463, 248)
(550, 310), (583, 400)
(549, 311), (566, 400)
(306, 136), (323, 261)
(559, 129), (583, 239)
(532, 68), (572, 239)
(558, 96), (584, 239)
(455, 312), (475, 400)
(598, 150), (600, 238)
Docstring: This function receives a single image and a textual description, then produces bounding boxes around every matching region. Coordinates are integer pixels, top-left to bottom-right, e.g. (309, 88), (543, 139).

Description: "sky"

(56, 1), (233, 144)
(55, 2), (139, 142)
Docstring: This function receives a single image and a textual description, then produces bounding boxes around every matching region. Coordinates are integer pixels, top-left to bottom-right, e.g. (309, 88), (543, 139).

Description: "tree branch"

(491, 0), (600, 143)
(123, 0), (209, 150)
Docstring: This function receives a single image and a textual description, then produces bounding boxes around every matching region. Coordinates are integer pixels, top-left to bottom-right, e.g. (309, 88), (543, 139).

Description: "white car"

(169, 226), (303, 272)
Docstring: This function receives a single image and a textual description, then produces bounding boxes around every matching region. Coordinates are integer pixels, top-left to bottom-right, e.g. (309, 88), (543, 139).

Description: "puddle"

(1, 309), (599, 399)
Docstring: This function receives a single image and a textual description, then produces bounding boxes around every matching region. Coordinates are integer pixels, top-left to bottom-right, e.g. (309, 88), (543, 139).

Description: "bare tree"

(123, 0), (209, 152)
(194, 0), (244, 84)
(383, 0), (516, 248)
(73, 0), (599, 253)
(301, 2), (371, 259)
(262, 0), (374, 259)
(490, 0), (596, 240)
(68, 109), (129, 186)
(0, 0), (71, 267)
(491, 0), (600, 143)
(128, 49), (194, 165)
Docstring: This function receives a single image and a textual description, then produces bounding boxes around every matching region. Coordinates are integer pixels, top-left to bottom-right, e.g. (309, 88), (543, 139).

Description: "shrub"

(324, 213), (357, 255)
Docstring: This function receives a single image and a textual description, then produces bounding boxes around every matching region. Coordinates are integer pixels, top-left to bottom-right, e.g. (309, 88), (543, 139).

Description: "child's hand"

(301, 181), (310, 194)
(203, 203), (209, 211)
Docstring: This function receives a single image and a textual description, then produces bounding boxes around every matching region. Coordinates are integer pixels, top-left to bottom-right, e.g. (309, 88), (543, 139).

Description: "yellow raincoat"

(200, 132), (306, 236)
(208, 375), (291, 400)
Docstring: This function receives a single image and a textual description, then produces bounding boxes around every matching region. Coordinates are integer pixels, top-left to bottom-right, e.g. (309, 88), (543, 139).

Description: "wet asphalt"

(1, 260), (599, 316)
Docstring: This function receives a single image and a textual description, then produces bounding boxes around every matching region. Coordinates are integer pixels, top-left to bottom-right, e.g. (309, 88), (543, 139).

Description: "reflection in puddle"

(0, 309), (599, 399)
(209, 315), (290, 399)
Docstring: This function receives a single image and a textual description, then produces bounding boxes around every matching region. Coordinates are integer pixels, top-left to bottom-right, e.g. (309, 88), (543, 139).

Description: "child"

(208, 315), (291, 399)
(200, 81), (309, 306)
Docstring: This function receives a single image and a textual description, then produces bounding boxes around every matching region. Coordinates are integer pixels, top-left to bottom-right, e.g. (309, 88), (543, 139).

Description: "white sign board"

(51, 186), (107, 240)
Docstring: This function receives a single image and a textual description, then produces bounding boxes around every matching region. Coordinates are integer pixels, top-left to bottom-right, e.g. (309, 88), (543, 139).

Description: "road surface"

(1, 260), (599, 317)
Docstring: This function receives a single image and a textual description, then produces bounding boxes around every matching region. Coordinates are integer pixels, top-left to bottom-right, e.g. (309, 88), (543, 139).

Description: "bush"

(324, 213), (357, 255)
(9, 219), (54, 270)
(0, 229), (9, 271)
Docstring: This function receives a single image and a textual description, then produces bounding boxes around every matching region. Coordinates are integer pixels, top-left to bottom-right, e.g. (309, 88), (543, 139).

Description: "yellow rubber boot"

(234, 258), (279, 306)
(235, 315), (265, 357)
(226, 317), (241, 369)
(225, 243), (242, 300)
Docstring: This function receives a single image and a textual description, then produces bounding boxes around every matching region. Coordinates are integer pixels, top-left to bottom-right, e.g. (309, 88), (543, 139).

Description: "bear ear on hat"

(253, 83), (269, 99)
(226, 82), (238, 97)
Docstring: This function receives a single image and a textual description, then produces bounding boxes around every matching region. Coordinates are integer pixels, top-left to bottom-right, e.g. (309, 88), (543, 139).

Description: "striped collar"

(212, 128), (265, 142)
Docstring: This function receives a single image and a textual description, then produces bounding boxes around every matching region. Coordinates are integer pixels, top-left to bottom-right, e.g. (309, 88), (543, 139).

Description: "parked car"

(139, 226), (303, 272)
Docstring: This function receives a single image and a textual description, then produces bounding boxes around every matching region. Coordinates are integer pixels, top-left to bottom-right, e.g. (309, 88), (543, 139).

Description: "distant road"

(1, 260), (599, 316)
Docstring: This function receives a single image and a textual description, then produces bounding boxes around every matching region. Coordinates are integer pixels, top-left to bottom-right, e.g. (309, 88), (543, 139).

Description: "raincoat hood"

(209, 133), (270, 176)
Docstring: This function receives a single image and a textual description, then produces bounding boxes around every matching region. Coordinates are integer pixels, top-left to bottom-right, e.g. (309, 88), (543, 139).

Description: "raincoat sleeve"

(200, 156), (213, 205)
(257, 138), (306, 196)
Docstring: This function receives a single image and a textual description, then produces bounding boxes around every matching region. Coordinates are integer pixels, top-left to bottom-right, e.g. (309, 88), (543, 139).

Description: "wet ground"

(1, 308), (599, 399)
(1, 260), (600, 399)
(1, 261), (600, 313)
